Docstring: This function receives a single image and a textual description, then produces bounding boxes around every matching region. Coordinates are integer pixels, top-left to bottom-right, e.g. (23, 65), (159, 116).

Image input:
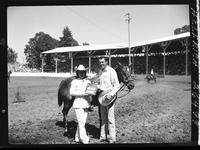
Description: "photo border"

(0, 0), (198, 147)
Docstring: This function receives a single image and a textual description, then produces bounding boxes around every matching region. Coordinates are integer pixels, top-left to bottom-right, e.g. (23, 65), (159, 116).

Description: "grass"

(8, 76), (191, 144)
(13, 87), (25, 103)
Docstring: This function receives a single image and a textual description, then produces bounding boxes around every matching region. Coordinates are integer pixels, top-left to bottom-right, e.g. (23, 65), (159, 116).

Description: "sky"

(7, 5), (189, 64)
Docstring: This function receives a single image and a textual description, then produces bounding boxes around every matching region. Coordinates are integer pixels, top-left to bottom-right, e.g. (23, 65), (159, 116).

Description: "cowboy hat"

(76, 65), (86, 71)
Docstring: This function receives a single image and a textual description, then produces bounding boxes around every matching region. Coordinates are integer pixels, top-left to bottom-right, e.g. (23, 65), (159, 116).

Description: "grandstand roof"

(42, 32), (190, 54)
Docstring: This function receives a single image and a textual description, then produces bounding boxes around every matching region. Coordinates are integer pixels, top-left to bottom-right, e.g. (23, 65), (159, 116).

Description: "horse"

(8, 70), (12, 82)
(58, 62), (135, 134)
(145, 73), (156, 83)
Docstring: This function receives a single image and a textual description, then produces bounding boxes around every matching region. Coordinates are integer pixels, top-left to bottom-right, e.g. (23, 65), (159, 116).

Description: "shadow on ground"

(55, 120), (99, 139)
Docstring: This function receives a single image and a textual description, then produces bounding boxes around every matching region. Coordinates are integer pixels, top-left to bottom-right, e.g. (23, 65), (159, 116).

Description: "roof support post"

(89, 54), (91, 74)
(131, 48), (135, 74)
(69, 52), (73, 75)
(40, 53), (44, 73)
(108, 50), (111, 66)
(55, 58), (58, 73)
(41, 58), (44, 73)
(87, 50), (93, 75)
(131, 47), (138, 74)
(106, 50), (111, 66)
(163, 48), (166, 77)
(41, 56), (44, 73)
(132, 48), (134, 74)
(71, 57), (73, 74)
(179, 38), (189, 76)
(185, 38), (188, 76)
(145, 46), (149, 75)
(159, 41), (170, 77)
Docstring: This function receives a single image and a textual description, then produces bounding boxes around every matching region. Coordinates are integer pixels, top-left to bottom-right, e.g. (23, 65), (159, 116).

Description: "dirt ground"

(8, 75), (191, 145)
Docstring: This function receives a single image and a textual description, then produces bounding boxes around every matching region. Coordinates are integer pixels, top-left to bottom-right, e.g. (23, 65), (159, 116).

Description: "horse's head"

(115, 62), (135, 90)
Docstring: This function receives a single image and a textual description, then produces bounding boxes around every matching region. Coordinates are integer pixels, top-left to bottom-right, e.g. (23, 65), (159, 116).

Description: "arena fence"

(10, 72), (96, 78)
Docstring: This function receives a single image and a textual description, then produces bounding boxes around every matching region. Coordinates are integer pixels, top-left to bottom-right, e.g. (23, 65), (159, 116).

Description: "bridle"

(114, 65), (134, 85)
(114, 64), (135, 98)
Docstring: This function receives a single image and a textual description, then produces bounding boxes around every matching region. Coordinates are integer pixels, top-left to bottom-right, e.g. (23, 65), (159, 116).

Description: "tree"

(7, 47), (18, 64)
(174, 25), (190, 35)
(58, 26), (79, 47)
(24, 32), (58, 69)
(55, 26), (79, 72)
(82, 42), (90, 46)
(182, 25), (190, 33)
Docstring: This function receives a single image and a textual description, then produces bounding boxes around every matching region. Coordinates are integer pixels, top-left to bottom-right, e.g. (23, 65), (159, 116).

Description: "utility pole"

(125, 12), (132, 72)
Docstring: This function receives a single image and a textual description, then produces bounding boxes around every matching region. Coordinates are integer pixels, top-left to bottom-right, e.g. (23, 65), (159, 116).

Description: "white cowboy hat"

(76, 65), (86, 71)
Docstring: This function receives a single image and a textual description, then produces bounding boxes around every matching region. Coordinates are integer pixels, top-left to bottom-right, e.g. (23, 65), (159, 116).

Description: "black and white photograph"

(1, 0), (199, 147)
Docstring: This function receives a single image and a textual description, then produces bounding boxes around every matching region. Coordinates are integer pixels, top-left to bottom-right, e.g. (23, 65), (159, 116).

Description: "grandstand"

(41, 32), (190, 77)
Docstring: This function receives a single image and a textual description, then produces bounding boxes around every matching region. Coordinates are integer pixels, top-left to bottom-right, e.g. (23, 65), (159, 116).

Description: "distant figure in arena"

(150, 68), (154, 75)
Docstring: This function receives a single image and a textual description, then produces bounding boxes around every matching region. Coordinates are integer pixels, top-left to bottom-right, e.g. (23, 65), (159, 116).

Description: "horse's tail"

(58, 80), (64, 107)
(58, 87), (63, 107)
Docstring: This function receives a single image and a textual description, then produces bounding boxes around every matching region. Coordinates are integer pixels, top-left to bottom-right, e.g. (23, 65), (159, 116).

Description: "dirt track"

(8, 75), (191, 145)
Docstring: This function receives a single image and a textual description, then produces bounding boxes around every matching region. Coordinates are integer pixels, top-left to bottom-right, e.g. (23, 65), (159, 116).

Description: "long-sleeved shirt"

(70, 78), (91, 109)
(99, 65), (120, 96)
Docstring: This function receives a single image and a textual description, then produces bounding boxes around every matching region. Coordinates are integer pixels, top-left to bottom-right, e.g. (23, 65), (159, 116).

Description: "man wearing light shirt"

(98, 57), (120, 144)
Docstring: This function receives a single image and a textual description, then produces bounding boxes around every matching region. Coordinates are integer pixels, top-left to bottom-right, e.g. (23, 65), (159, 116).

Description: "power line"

(66, 7), (125, 41)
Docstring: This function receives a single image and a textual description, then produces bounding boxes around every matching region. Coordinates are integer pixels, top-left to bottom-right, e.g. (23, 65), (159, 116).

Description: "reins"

(113, 63), (134, 99)
(115, 82), (132, 99)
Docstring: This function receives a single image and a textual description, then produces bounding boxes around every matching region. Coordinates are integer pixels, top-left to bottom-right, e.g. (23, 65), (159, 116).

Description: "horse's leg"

(62, 102), (73, 133)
